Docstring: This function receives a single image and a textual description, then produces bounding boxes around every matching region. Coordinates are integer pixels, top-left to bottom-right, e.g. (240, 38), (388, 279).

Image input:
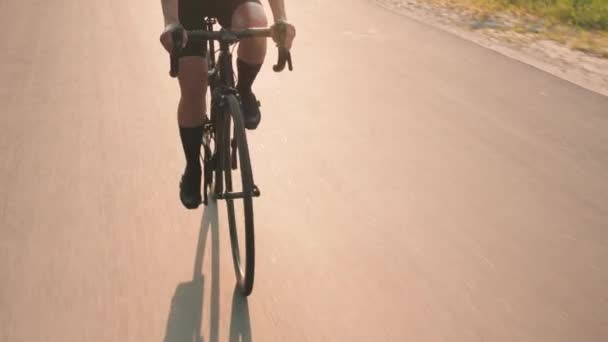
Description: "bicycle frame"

(203, 18), (239, 200)
(205, 18), (236, 90)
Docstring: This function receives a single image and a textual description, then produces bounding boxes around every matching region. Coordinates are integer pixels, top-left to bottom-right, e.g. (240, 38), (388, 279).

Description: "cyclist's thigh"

(179, 0), (207, 58)
(178, 0), (208, 94)
(214, 0), (262, 28)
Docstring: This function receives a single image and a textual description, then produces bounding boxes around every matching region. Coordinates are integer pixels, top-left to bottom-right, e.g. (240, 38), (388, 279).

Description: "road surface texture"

(1, 0), (607, 341)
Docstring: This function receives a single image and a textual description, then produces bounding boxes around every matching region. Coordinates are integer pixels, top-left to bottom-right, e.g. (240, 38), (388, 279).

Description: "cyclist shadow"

(163, 198), (253, 342)
(164, 200), (220, 342)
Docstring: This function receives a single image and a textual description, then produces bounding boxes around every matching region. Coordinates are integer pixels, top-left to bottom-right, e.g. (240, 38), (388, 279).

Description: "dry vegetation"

(428, 0), (608, 57)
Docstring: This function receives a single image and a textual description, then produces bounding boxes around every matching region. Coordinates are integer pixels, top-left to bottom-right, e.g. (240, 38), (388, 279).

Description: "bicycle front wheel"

(220, 94), (255, 296)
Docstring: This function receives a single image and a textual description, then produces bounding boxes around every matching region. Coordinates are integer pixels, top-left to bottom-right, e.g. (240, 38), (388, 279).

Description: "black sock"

(179, 126), (204, 172)
(236, 58), (262, 93)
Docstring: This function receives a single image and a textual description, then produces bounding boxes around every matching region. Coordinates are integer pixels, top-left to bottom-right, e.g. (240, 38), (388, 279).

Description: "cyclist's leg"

(218, 0), (268, 129)
(177, 0), (209, 209)
(178, 59), (208, 128)
(178, 0), (208, 128)
(231, 1), (267, 65)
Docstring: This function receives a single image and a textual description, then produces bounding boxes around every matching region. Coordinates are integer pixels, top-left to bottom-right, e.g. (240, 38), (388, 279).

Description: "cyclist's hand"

(160, 23), (187, 54)
(270, 20), (296, 50)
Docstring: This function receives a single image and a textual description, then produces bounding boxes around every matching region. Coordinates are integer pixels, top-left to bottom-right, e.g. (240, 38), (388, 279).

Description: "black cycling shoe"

(179, 167), (202, 209)
(240, 90), (262, 130)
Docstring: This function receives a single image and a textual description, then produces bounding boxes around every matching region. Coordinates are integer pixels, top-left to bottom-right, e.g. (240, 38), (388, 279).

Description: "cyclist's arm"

(267, 0), (295, 50)
(160, 0), (188, 53)
(161, 0), (179, 26)
(267, 0), (288, 22)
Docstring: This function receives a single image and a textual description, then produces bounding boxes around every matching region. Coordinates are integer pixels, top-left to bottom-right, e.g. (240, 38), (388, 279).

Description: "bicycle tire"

(221, 94), (255, 296)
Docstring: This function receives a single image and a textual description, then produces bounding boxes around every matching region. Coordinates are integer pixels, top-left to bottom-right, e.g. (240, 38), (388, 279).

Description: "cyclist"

(159, 0), (296, 209)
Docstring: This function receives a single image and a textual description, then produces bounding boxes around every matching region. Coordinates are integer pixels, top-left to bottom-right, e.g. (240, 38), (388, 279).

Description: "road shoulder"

(374, 0), (608, 97)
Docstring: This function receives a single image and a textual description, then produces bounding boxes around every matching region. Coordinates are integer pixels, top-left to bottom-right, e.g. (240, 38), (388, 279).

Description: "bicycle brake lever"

(169, 28), (185, 78)
(286, 51), (293, 71)
(273, 47), (293, 72)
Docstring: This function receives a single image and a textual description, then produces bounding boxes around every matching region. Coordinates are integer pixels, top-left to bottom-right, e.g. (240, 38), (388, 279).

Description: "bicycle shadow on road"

(229, 285), (252, 342)
(164, 200), (220, 342)
(163, 198), (254, 342)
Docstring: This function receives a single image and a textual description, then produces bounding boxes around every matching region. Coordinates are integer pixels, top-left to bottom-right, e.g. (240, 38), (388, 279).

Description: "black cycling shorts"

(179, 0), (262, 57)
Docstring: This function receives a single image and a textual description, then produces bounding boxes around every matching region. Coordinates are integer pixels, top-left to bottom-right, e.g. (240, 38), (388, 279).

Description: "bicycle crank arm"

(216, 185), (260, 200)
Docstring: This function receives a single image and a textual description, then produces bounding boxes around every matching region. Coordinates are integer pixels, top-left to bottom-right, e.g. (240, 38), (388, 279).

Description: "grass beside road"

(474, 0), (608, 30)
(432, 0), (608, 57)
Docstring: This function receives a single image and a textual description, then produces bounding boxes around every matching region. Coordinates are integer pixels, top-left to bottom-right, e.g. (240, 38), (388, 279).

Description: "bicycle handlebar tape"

(169, 27), (185, 78)
(273, 47), (293, 72)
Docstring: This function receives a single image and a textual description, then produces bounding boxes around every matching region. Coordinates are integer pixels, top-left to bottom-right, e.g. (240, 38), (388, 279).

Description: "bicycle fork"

(201, 92), (261, 205)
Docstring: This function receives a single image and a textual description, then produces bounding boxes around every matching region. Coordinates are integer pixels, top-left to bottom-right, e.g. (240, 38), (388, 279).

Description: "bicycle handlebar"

(169, 27), (293, 78)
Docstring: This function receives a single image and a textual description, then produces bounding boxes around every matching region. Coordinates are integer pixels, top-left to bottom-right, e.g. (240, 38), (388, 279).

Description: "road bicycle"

(169, 17), (293, 296)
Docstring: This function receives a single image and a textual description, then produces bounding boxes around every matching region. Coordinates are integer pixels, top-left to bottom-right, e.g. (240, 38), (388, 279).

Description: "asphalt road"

(1, 0), (608, 341)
